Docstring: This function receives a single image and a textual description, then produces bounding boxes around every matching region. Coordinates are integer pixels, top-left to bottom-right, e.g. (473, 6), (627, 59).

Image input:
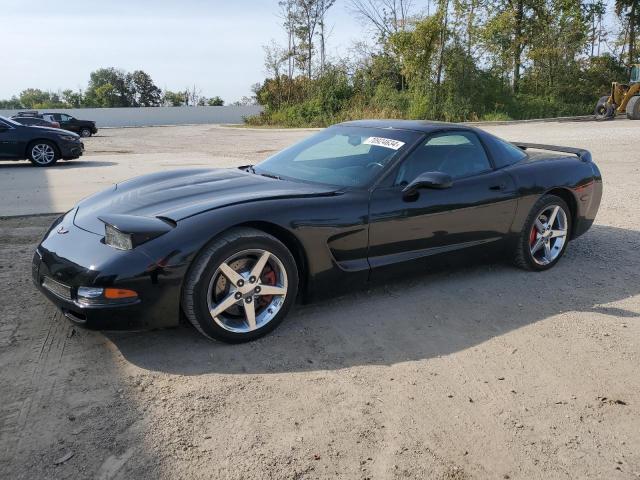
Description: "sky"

(2, 0), (364, 103)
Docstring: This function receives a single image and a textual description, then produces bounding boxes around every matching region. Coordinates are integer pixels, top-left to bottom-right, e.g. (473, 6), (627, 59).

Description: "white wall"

(0, 106), (263, 127)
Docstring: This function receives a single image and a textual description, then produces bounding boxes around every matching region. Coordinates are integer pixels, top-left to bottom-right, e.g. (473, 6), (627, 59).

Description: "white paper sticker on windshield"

(363, 136), (405, 150)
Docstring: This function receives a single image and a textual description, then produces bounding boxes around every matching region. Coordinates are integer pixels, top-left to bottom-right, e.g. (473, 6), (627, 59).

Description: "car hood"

(25, 125), (71, 135)
(73, 168), (338, 234)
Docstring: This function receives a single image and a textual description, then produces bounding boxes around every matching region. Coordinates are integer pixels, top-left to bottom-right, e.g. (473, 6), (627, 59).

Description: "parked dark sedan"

(11, 115), (61, 129)
(33, 120), (602, 342)
(42, 113), (97, 137)
(0, 116), (84, 166)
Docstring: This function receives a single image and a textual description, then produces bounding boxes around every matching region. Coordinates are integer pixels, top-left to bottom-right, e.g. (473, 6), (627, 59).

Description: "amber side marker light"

(76, 287), (139, 306)
(104, 288), (138, 300)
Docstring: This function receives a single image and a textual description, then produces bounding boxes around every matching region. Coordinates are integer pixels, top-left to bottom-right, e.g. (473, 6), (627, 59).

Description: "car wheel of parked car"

(182, 227), (299, 343)
(514, 194), (571, 271)
(80, 128), (92, 137)
(28, 140), (59, 167)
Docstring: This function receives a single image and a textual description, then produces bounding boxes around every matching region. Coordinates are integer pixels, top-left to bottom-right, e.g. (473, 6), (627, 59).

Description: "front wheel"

(182, 228), (299, 343)
(513, 195), (571, 271)
(80, 127), (92, 137)
(594, 95), (615, 121)
(626, 96), (640, 120)
(28, 141), (59, 167)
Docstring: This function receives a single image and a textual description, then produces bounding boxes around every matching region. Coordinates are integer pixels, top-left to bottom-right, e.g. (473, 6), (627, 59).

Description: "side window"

(60, 114), (72, 122)
(483, 135), (527, 168)
(395, 131), (491, 185)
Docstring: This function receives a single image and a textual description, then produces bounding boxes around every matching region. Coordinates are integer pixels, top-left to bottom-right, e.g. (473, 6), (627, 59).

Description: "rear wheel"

(594, 95), (615, 121)
(513, 195), (571, 271)
(182, 228), (299, 343)
(626, 96), (640, 120)
(28, 140), (59, 167)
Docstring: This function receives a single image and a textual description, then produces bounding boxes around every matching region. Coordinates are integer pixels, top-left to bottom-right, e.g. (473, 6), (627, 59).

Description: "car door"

(57, 114), (77, 132)
(368, 130), (518, 274)
(0, 119), (21, 159)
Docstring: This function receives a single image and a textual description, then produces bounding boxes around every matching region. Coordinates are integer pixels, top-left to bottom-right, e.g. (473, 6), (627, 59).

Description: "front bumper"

(60, 140), (84, 159)
(32, 211), (182, 330)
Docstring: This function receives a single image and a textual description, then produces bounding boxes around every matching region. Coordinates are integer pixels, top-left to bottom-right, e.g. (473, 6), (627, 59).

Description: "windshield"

(0, 116), (21, 126)
(254, 126), (420, 187)
(631, 65), (639, 83)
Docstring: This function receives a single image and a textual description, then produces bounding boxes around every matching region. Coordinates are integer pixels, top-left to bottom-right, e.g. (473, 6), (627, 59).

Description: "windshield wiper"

(258, 172), (282, 180)
(246, 165), (281, 180)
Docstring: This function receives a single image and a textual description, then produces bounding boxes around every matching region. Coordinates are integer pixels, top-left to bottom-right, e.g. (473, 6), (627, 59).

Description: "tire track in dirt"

(0, 305), (71, 463)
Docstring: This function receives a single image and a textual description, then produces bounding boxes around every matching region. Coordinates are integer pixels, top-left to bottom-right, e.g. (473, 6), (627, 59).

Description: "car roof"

(336, 119), (478, 134)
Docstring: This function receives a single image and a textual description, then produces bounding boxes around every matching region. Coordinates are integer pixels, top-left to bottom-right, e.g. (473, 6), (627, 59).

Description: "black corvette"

(33, 120), (602, 342)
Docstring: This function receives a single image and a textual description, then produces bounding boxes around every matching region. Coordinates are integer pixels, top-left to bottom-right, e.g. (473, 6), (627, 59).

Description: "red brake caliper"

(259, 266), (277, 307)
(530, 226), (537, 246)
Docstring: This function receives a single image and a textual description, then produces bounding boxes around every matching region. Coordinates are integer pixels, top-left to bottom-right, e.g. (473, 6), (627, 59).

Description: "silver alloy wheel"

(207, 249), (288, 333)
(529, 204), (568, 266)
(80, 128), (91, 137)
(31, 143), (55, 165)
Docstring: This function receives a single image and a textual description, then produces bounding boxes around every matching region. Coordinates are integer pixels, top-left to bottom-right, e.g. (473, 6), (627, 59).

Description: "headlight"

(105, 224), (133, 250)
(100, 214), (175, 250)
(59, 134), (78, 141)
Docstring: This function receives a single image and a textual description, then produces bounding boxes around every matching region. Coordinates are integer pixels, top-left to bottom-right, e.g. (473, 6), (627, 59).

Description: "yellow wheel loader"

(595, 64), (640, 120)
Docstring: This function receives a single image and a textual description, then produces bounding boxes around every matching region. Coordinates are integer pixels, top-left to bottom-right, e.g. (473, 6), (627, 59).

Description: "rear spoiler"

(512, 142), (592, 162)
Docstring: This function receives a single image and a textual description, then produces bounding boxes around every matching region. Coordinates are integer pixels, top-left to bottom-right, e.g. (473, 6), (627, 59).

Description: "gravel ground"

(0, 120), (639, 479)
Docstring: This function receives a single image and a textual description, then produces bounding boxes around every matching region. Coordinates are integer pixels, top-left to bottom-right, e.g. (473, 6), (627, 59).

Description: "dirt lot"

(1, 121), (639, 479)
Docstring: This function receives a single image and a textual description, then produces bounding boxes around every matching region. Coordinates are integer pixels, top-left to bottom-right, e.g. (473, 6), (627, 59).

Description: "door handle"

(489, 184), (506, 191)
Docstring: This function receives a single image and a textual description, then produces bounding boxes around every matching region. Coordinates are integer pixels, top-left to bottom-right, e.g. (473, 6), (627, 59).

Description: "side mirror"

(402, 171), (453, 196)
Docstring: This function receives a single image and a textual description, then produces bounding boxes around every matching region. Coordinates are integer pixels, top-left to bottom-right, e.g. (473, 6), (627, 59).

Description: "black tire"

(626, 96), (640, 120)
(594, 95), (615, 121)
(27, 140), (59, 167)
(182, 227), (299, 343)
(80, 127), (92, 137)
(513, 195), (572, 271)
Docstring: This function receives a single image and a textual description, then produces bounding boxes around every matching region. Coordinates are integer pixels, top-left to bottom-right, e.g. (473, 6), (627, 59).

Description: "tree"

(435, 0), (450, 86)
(482, 0), (539, 92)
(279, 0), (299, 79)
(316, 0), (336, 74)
(0, 96), (22, 109)
(19, 89), (51, 109)
(207, 96), (225, 106)
(584, 1), (607, 57)
(94, 83), (118, 107)
(130, 70), (162, 106)
(295, 0), (322, 79)
(85, 68), (133, 107)
(348, 0), (414, 40)
(186, 85), (202, 106)
(62, 89), (84, 108)
(164, 90), (186, 106)
(616, 0), (639, 64)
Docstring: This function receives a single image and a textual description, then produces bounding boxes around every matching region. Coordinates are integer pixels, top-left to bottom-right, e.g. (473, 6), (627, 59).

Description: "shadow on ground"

(107, 224), (639, 375)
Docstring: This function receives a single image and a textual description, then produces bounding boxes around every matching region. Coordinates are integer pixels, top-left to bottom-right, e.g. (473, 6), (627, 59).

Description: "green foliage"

(163, 90), (187, 107)
(84, 68), (133, 107)
(0, 97), (22, 109)
(130, 70), (163, 106)
(208, 96), (225, 106)
(0, 69), (221, 109)
(250, 0), (632, 127)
